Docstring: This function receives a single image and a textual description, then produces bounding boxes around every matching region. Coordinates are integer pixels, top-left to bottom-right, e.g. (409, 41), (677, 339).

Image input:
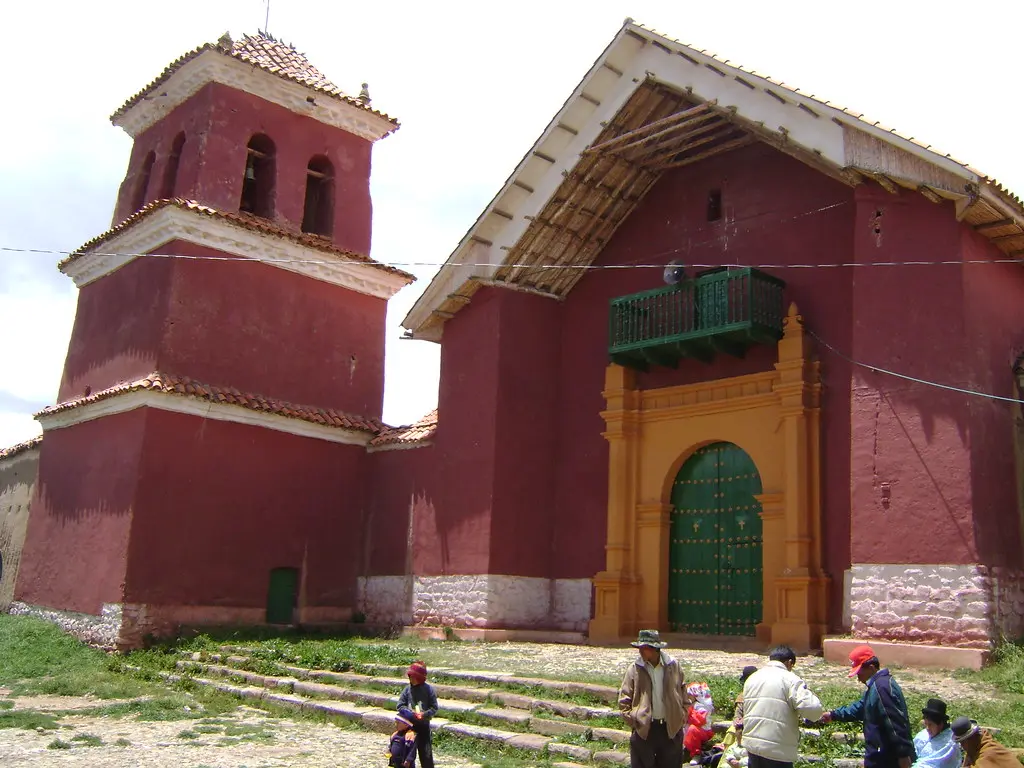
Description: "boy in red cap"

(820, 645), (915, 768)
(398, 661), (439, 768)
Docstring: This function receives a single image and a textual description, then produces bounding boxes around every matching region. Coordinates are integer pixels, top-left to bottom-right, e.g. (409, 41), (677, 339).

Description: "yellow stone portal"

(589, 304), (828, 651)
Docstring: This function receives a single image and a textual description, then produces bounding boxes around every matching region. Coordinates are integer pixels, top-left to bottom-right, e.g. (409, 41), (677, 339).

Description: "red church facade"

(4, 23), (1024, 655)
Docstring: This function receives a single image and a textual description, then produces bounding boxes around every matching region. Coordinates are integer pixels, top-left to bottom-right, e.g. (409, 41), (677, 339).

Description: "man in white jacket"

(741, 645), (823, 768)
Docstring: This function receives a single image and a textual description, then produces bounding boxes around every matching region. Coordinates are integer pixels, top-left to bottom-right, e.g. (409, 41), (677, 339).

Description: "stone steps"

(174, 649), (867, 767)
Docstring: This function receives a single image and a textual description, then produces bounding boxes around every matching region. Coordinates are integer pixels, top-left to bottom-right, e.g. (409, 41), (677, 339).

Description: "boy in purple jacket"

(388, 714), (417, 768)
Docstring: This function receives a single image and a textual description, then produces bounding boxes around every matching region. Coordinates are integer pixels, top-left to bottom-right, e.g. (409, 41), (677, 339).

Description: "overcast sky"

(2, 0), (1022, 447)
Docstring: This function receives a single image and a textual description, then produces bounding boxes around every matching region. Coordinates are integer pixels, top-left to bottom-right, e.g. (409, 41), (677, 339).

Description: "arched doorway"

(669, 442), (763, 636)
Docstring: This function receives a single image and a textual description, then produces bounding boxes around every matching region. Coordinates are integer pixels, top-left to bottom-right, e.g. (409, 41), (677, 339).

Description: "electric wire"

(806, 327), (1024, 405)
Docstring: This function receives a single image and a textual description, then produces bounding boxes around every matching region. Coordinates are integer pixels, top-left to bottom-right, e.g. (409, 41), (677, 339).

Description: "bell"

(245, 163), (256, 181)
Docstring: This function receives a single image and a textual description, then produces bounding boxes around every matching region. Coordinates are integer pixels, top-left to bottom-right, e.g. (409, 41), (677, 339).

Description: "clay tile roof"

(36, 374), (385, 435)
(59, 198), (415, 283)
(111, 31), (398, 129)
(0, 435), (43, 462)
(369, 409), (438, 447)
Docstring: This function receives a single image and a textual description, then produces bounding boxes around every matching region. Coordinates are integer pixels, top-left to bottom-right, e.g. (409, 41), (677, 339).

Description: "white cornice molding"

(36, 389), (372, 447)
(63, 206), (410, 299)
(365, 440), (434, 454)
(113, 50), (396, 142)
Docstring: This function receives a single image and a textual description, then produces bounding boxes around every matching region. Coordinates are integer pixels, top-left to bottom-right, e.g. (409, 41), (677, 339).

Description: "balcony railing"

(608, 267), (786, 370)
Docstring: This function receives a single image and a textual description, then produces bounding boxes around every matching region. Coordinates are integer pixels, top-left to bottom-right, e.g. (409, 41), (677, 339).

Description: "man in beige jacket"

(741, 645), (823, 768)
(618, 629), (690, 768)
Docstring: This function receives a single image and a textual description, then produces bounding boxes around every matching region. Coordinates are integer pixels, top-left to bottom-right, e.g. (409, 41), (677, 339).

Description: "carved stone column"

(771, 305), (829, 651)
(636, 502), (672, 631)
(591, 364), (642, 643)
(754, 491), (785, 644)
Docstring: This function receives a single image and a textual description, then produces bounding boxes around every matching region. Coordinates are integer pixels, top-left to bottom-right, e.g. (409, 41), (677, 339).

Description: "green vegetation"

(70, 732), (104, 746)
(1, 614), (1023, 767)
(0, 710), (59, 730)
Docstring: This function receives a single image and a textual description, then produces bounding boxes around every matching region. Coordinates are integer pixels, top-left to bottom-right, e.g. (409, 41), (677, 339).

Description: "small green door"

(266, 568), (298, 625)
(669, 442), (763, 636)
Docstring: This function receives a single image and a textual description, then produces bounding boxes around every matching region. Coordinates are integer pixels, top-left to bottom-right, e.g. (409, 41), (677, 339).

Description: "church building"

(2, 21), (1023, 655)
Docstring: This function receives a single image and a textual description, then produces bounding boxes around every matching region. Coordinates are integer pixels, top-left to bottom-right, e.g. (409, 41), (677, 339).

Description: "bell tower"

(14, 32), (413, 647)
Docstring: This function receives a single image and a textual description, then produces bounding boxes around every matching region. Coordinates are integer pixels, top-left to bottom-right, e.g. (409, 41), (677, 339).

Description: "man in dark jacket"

(822, 645), (916, 768)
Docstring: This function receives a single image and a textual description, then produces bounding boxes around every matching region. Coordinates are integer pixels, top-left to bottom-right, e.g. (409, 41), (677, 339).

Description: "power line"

(1, 245), (1022, 273)
(806, 327), (1024, 405)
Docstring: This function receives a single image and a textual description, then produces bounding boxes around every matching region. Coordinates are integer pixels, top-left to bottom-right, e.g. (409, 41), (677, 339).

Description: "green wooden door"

(669, 442), (763, 636)
(266, 568), (298, 625)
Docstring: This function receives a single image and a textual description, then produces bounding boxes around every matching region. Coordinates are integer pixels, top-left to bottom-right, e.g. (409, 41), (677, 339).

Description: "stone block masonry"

(849, 564), (1024, 648)
(9, 601), (123, 648)
(357, 575), (592, 631)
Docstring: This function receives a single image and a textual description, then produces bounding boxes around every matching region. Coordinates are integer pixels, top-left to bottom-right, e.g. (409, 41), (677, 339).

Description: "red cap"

(848, 645), (876, 677)
(407, 661), (427, 681)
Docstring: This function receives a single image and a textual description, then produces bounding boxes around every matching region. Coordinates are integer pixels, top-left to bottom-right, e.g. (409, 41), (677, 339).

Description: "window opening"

(239, 134), (276, 218)
(707, 189), (723, 222)
(159, 132), (186, 198)
(131, 151), (156, 213)
(301, 155), (335, 236)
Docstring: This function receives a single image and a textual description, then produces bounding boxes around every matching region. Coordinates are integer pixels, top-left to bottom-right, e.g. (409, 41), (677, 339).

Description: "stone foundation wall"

(992, 566), (1024, 640)
(849, 564), (1024, 648)
(357, 575), (592, 632)
(9, 601), (122, 648)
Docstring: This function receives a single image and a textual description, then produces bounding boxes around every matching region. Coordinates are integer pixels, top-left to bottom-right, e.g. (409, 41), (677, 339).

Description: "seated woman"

(720, 666), (758, 752)
(912, 699), (961, 768)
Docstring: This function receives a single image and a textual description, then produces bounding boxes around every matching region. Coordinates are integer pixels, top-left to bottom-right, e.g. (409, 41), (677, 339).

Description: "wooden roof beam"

(646, 127), (746, 170)
(640, 123), (741, 167)
(974, 218), (1016, 232)
(659, 135), (756, 170)
(620, 115), (727, 161)
(469, 276), (562, 300)
(585, 102), (710, 154)
(605, 108), (720, 157)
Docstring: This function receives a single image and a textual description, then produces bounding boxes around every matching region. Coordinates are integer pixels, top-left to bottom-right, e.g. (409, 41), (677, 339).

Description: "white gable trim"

(62, 205), (410, 299)
(403, 22), (990, 339)
(36, 389), (372, 447)
(113, 50), (395, 142)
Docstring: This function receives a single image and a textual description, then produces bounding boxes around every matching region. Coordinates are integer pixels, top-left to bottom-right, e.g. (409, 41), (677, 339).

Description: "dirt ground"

(0, 702), (483, 768)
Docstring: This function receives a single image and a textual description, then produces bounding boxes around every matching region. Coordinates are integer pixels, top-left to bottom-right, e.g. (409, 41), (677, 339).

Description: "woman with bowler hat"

(911, 699), (961, 768)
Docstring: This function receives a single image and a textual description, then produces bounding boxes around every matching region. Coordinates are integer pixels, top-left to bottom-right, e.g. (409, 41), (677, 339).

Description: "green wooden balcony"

(608, 267), (786, 370)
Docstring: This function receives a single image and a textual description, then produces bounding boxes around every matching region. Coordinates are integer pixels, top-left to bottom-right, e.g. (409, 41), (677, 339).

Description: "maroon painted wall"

(403, 287), (562, 579)
(848, 187), (979, 566)
(58, 257), (173, 402)
(161, 243), (387, 418)
(488, 290), (561, 576)
(114, 82), (374, 256)
(551, 143), (856, 628)
(59, 244), (386, 418)
(15, 410), (145, 613)
(430, 142), (858, 628)
(961, 227), (1024, 569)
(425, 292), (502, 574)
(363, 446), (438, 576)
(126, 409), (367, 610)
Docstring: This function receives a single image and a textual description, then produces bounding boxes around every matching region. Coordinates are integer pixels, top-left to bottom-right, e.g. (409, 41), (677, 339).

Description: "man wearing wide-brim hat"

(951, 716), (1019, 768)
(911, 699), (961, 768)
(618, 629), (690, 768)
